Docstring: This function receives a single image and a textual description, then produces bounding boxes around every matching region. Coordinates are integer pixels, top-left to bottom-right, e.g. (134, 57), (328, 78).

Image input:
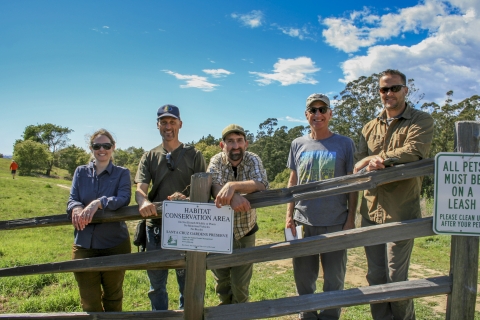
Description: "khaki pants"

(72, 238), (131, 312)
(212, 233), (255, 304)
(362, 218), (415, 320)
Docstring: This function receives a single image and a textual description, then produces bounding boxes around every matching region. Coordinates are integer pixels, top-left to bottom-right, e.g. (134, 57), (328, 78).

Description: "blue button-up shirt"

(67, 161), (131, 249)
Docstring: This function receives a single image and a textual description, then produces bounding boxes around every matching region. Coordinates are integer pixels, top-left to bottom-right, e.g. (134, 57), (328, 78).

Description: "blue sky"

(1, 0), (479, 155)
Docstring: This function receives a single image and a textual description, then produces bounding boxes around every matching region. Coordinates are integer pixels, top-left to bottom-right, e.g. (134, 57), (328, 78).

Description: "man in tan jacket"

(354, 69), (434, 320)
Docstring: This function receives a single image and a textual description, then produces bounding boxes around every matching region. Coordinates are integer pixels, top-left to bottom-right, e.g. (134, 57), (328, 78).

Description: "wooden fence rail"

(0, 121), (478, 320)
(0, 158), (434, 231)
(0, 217), (434, 277)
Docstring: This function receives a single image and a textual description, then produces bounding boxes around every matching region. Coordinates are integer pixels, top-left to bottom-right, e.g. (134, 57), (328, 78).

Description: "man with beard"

(207, 124), (268, 305)
(135, 104), (206, 310)
(354, 69), (434, 320)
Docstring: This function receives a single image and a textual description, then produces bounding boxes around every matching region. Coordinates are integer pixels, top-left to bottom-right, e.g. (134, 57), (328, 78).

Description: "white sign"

(161, 201), (234, 253)
(434, 153), (480, 236)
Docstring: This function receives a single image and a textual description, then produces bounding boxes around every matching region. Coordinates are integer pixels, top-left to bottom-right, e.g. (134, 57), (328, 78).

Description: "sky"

(1, 0), (479, 156)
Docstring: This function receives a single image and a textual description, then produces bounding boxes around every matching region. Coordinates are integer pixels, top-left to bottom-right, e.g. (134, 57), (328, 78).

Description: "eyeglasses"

(166, 153), (175, 171)
(91, 143), (113, 150)
(379, 85), (406, 94)
(307, 106), (329, 114)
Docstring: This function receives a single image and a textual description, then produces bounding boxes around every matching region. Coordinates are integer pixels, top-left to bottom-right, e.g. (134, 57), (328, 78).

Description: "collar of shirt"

(87, 160), (114, 176)
(378, 103), (412, 124)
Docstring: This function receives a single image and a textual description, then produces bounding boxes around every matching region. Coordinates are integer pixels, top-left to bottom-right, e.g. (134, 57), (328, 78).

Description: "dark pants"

(72, 237), (131, 312)
(293, 223), (347, 320)
(212, 233), (256, 305)
(362, 218), (415, 320)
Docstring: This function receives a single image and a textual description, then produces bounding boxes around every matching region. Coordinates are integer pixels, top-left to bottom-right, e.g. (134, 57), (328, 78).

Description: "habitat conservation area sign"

(434, 153), (480, 236)
(161, 201), (234, 253)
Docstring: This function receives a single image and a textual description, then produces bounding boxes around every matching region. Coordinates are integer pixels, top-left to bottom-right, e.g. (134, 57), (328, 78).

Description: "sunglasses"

(166, 153), (175, 171)
(379, 85), (406, 94)
(91, 143), (113, 150)
(307, 106), (329, 114)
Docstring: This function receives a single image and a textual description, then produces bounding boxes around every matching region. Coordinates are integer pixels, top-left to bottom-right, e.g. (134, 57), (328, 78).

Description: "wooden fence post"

(446, 121), (480, 320)
(183, 172), (211, 320)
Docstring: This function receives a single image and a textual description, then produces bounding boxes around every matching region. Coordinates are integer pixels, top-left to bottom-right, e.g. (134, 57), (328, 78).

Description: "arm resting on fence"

(0, 158), (434, 231)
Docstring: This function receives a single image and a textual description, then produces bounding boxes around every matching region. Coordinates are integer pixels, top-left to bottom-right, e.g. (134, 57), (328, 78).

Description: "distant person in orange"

(9, 160), (18, 179)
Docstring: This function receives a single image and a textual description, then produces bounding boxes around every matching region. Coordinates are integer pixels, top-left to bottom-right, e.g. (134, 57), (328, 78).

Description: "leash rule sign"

(161, 201), (234, 253)
(434, 153), (480, 236)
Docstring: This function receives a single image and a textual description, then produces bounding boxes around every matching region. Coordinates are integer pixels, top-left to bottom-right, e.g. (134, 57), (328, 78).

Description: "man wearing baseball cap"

(207, 124), (268, 305)
(286, 93), (357, 319)
(135, 104), (206, 310)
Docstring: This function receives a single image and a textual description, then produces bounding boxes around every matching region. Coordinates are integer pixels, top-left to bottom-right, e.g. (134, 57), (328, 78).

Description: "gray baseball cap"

(306, 93), (330, 108)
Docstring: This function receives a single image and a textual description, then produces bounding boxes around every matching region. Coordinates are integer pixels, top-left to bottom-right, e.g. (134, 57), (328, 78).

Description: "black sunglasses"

(166, 153), (175, 171)
(307, 106), (329, 114)
(91, 143), (113, 150)
(379, 85), (406, 94)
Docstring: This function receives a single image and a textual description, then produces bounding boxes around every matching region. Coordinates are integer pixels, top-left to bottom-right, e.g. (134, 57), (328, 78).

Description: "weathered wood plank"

(446, 121), (480, 320)
(207, 217), (434, 270)
(0, 250), (185, 277)
(245, 158), (434, 208)
(0, 204), (162, 230)
(204, 276), (452, 320)
(183, 172), (211, 320)
(0, 310), (183, 319)
(0, 159), (434, 231)
(1, 217), (434, 277)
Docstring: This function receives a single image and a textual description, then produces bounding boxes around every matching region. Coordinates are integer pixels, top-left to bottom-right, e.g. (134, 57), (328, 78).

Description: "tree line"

(12, 73), (479, 197)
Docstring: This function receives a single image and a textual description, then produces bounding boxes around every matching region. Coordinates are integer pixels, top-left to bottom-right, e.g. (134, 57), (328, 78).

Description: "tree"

(114, 146), (145, 182)
(57, 145), (90, 177)
(420, 92), (480, 197)
(193, 134), (220, 146)
(22, 123), (73, 176)
(13, 140), (51, 175)
(194, 142), (220, 166)
(249, 118), (307, 182)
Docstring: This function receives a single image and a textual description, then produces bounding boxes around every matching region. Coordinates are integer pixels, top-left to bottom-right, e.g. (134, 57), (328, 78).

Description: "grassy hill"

(0, 157), (478, 319)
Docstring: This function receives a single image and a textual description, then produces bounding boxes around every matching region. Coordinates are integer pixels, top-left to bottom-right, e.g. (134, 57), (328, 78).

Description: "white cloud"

(322, 1), (447, 53)
(163, 70), (219, 92)
(231, 10), (264, 28)
(202, 69), (233, 78)
(249, 57), (320, 86)
(273, 24), (312, 40)
(328, 0), (480, 102)
(102, 26), (109, 29)
(280, 116), (308, 124)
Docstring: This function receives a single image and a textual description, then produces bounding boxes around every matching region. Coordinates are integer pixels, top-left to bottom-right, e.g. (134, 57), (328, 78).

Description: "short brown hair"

(379, 69), (406, 85)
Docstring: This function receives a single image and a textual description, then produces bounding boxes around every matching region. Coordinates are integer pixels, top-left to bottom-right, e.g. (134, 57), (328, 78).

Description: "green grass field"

(0, 157), (478, 319)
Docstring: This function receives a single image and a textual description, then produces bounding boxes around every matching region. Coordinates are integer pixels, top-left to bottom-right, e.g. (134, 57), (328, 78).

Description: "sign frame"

(161, 201), (234, 254)
(433, 152), (480, 236)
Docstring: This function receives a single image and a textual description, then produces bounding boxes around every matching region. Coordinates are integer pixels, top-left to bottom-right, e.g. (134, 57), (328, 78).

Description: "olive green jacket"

(354, 104), (434, 224)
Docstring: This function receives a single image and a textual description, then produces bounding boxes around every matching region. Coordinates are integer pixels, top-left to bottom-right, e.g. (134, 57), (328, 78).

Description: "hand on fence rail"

(0, 158), (434, 231)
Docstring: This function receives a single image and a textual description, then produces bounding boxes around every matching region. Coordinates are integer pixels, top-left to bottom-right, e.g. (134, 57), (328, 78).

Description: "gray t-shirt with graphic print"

(287, 133), (355, 226)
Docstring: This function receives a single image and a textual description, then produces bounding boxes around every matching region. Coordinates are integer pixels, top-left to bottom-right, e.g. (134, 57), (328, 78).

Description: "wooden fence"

(0, 121), (478, 319)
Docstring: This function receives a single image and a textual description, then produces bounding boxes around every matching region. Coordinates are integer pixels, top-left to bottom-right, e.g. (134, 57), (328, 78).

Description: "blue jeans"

(146, 225), (185, 310)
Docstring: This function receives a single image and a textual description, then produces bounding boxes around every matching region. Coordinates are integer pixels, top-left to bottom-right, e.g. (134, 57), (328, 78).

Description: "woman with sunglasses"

(67, 128), (131, 312)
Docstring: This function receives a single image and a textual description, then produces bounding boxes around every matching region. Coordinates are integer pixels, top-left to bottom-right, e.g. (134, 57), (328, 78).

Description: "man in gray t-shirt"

(286, 93), (358, 320)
